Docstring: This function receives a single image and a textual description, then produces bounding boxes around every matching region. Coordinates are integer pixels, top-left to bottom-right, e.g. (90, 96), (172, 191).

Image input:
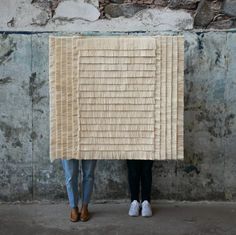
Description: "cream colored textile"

(49, 36), (184, 161)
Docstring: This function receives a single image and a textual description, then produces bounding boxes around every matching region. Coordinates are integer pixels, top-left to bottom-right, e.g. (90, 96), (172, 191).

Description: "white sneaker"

(141, 200), (152, 217)
(128, 200), (140, 217)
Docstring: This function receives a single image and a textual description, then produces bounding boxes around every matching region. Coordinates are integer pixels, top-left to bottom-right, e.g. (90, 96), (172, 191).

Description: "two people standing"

(61, 159), (153, 222)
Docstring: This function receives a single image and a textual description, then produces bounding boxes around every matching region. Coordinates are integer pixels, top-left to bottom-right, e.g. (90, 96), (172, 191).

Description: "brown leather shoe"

(70, 207), (79, 222)
(80, 207), (89, 222)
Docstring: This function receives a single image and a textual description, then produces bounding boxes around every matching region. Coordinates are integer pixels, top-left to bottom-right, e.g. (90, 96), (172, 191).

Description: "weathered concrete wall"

(1, 31), (236, 202)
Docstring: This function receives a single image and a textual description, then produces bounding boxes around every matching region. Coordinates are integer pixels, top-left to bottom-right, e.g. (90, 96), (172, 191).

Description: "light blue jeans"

(61, 159), (97, 208)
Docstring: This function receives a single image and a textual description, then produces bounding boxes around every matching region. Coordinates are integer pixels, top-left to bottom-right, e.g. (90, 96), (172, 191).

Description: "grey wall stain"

(29, 72), (47, 105)
(0, 76), (13, 85)
(0, 35), (16, 65)
(0, 121), (22, 143)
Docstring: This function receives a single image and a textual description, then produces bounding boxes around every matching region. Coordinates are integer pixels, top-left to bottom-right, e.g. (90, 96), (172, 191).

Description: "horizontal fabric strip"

(80, 131), (154, 138)
(68, 151), (154, 160)
(79, 50), (156, 57)
(79, 70), (156, 77)
(80, 118), (154, 125)
(80, 97), (154, 105)
(80, 125), (154, 131)
(79, 91), (154, 98)
(79, 64), (156, 71)
(80, 144), (154, 151)
(80, 111), (154, 118)
(80, 138), (154, 145)
(79, 104), (154, 111)
(79, 57), (156, 64)
(76, 37), (156, 50)
(79, 84), (155, 91)
(79, 78), (156, 85)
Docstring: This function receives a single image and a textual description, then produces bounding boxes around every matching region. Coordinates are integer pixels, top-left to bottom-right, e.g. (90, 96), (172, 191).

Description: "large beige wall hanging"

(49, 36), (184, 161)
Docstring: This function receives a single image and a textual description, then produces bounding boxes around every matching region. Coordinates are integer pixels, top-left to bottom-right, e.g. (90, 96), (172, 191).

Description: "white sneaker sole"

(142, 213), (152, 217)
(129, 214), (139, 217)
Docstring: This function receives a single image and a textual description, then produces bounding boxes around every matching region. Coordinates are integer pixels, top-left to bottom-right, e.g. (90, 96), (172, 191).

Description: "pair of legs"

(127, 160), (153, 217)
(127, 160), (153, 202)
(61, 159), (97, 222)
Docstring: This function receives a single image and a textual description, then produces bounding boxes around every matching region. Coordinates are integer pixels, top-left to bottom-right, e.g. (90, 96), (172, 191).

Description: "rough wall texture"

(1, 31), (236, 202)
(1, 0), (236, 31)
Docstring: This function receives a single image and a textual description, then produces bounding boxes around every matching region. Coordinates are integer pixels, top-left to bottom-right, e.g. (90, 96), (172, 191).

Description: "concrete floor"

(0, 201), (236, 235)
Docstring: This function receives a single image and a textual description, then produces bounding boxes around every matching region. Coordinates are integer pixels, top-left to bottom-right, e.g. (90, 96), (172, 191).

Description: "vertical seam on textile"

(173, 37), (177, 161)
(49, 37), (51, 160)
(159, 36), (162, 159)
(60, 38), (63, 159)
(76, 38), (79, 159)
(55, 38), (58, 160)
(65, 38), (68, 158)
(77, 38), (81, 159)
(72, 38), (74, 158)
(170, 37), (173, 160)
(53, 38), (58, 158)
(176, 37), (179, 160)
(48, 38), (51, 160)
(180, 37), (184, 160)
(154, 38), (157, 160)
(157, 37), (161, 160)
(165, 36), (167, 160)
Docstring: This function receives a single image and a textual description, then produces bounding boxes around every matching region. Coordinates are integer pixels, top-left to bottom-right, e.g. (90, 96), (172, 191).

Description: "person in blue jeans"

(61, 159), (97, 222)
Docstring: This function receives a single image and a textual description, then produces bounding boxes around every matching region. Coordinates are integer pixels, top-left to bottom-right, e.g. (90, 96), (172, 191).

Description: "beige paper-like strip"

(49, 36), (184, 161)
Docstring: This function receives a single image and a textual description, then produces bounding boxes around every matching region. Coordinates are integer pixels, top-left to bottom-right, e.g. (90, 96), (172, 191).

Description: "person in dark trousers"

(127, 160), (153, 217)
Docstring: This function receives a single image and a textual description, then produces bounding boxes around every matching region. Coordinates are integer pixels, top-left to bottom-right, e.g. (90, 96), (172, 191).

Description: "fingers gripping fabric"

(49, 36), (184, 161)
